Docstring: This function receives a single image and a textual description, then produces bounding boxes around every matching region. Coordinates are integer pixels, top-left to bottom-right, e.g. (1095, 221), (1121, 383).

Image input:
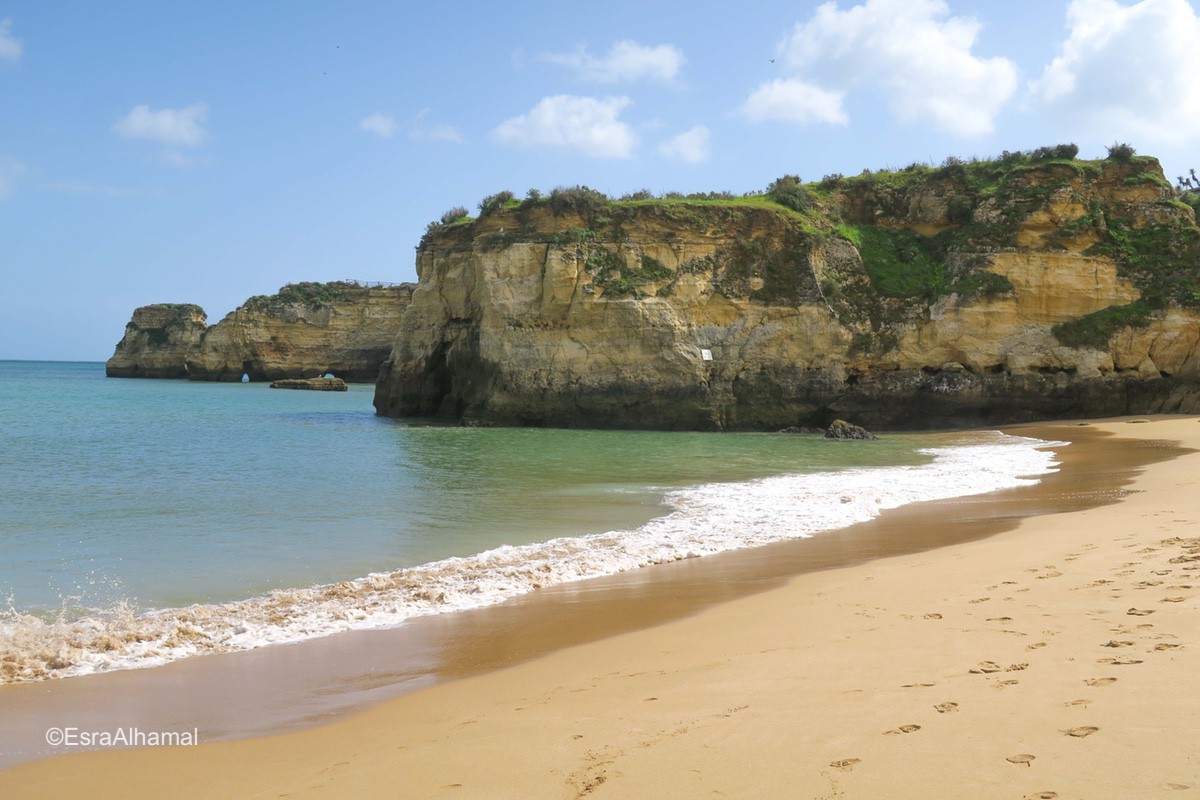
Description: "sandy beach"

(2, 417), (1198, 799)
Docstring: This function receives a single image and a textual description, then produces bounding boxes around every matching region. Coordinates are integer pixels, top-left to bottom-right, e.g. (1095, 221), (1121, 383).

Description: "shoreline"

(2, 417), (1197, 798)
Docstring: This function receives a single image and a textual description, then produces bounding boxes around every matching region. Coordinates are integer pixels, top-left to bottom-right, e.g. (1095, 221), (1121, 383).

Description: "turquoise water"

(0, 361), (1062, 682)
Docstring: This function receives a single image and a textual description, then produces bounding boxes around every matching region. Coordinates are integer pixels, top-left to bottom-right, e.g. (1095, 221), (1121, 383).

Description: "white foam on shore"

(0, 432), (1063, 683)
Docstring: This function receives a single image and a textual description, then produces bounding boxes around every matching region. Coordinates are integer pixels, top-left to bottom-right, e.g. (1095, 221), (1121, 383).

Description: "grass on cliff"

(420, 146), (1196, 332)
(840, 225), (1014, 301)
(1052, 302), (1152, 349)
(243, 282), (360, 312)
(584, 249), (674, 297)
(846, 226), (946, 298)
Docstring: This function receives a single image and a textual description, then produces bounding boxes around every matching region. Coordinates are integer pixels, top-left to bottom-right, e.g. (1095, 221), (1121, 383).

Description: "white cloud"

(755, 0), (1017, 136)
(543, 40), (684, 84)
(412, 123), (464, 143)
(492, 95), (637, 159)
(0, 154), (27, 200)
(1031, 0), (1200, 146)
(740, 78), (849, 126)
(360, 110), (464, 143)
(0, 18), (21, 63)
(360, 112), (397, 138)
(659, 125), (712, 164)
(408, 109), (464, 143)
(113, 104), (209, 147)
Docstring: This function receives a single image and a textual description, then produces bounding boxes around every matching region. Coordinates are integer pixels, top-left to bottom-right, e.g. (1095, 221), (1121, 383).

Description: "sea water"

(0, 360), (1064, 682)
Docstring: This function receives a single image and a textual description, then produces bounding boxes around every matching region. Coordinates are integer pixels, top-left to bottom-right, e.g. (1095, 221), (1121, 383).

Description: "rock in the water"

(108, 282), (414, 383)
(106, 304), (208, 378)
(824, 419), (877, 440)
(269, 377), (348, 391)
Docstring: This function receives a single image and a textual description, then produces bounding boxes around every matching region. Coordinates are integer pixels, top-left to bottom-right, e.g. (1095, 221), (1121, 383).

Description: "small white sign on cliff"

(700, 348), (713, 361)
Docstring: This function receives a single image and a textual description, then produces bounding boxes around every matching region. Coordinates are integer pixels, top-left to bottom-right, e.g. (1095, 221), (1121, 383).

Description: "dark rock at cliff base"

(269, 377), (348, 391)
(824, 420), (877, 440)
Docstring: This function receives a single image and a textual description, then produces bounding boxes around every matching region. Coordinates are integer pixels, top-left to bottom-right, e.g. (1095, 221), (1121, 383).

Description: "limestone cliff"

(375, 154), (1200, 429)
(106, 304), (207, 378)
(186, 282), (414, 382)
(108, 282), (414, 382)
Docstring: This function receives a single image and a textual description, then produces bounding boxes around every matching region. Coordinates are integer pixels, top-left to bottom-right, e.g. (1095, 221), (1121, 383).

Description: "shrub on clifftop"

(1107, 142), (1136, 161)
(766, 174), (814, 213)
(478, 191), (515, 217)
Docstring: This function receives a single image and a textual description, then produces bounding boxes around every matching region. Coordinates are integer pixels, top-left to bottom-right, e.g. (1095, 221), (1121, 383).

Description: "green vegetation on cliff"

(242, 281), (361, 312)
(1052, 302), (1152, 349)
(421, 145), (1200, 350)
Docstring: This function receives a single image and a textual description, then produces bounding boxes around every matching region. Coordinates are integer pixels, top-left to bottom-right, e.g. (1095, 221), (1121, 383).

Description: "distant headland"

(106, 281), (414, 382)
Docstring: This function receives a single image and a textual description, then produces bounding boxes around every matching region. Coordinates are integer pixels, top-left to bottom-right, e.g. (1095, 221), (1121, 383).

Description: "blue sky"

(3, 0), (1200, 361)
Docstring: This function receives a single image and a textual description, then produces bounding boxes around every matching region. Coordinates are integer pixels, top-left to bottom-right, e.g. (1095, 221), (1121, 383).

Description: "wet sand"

(2, 418), (1197, 798)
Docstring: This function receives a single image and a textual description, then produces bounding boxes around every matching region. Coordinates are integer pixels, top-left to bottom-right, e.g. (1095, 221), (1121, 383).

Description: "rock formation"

(825, 420), (877, 440)
(269, 377), (348, 391)
(374, 153), (1200, 430)
(108, 282), (414, 382)
(105, 304), (207, 378)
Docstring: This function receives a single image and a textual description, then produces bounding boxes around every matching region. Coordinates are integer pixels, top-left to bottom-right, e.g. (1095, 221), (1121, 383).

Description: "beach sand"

(2, 417), (1198, 799)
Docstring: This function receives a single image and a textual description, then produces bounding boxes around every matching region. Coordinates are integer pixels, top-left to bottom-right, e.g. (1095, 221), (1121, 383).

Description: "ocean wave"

(0, 432), (1063, 684)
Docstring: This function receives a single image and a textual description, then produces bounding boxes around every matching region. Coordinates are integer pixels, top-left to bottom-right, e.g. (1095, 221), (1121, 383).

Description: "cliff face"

(375, 156), (1200, 429)
(106, 304), (208, 378)
(108, 282), (414, 382)
(186, 283), (415, 382)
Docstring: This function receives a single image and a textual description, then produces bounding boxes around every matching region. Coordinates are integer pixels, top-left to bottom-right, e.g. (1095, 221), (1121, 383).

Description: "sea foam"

(0, 432), (1063, 683)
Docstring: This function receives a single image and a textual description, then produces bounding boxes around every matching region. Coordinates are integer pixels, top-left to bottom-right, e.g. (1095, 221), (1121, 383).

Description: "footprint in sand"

(934, 702), (959, 714)
(1097, 657), (1143, 666)
(883, 724), (921, 735)
(1064, 726), (1099, 738)
(969, 597), (991, 604)
(1086, 677), (1118, 686)
(1025, 793), (1058, 799)
(970, 661), (1028, 674)
(1162, 783), (1193, 791)
(1155, 643), (1183, 651)
(1127, 608), (1156, 616)
(1027, 642), (1048, 651)
(1064, 699), (1092, 707)
(1101, 640), (1135, 648)
(902, 682), (936, 688)
(1161, 597), (1187, 603)
(994, 679), (1020, 688)
(987, 616), (1013, 623)
(923, 613), (943, 619)
(1007, 753), (1036, 766)
(830, 758), (861, 770)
